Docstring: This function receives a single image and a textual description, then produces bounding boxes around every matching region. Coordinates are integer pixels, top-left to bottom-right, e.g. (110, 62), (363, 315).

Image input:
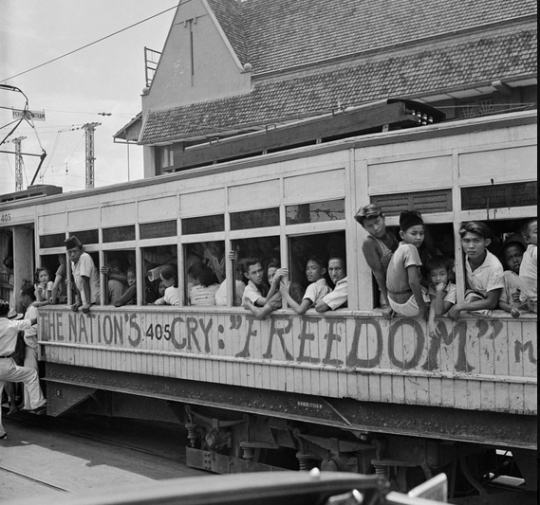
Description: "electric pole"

(12, 136), (26, 192)
(82, 122), (100, 189)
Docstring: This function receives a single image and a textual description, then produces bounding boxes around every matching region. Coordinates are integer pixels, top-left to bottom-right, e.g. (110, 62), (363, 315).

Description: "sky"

(0, 1), (178, 194)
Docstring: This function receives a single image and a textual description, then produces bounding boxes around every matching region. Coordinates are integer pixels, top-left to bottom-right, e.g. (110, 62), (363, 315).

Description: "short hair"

(0, 299), (9, 317)
(355, 204), (383, 227)
(459, 221), (492, 240)
(35, 267), (52, 284)
(307, 254), (327, 269)
(21, 285), (36, 300)
(328, 256), (347, 274)
(160, 264), (177, 287)
(426, 255), (452, 273)
(187, 263), (214, 287)
(243, 257), (262, 273)
(521, 218), (537, 237)
(127, 266), (136, 276)
(502, 241), (525, 254)
(265, 261), (280, 272)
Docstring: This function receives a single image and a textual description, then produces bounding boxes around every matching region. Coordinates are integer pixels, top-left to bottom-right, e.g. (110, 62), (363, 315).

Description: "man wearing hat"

(65, 236), (100, 313)
(355, 204), (399, 319)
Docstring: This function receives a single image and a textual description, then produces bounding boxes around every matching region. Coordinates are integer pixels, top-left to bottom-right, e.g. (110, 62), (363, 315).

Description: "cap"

(355, 204), (383, 225)
(399, 210), (424, 231)
(65, 235), (82, 249)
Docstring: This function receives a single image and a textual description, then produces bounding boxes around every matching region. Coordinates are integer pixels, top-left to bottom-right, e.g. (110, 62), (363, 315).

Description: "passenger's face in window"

(525, 220), (537, 246)
(400, 225), (425, 248)
(305, 260), (325, 283)
(363, 216), (386, 238)
(245, 263), (264, 286)
(429, 267), (449, 286)
(67, 246), (83, 263)
(160, 273), (175, 288)
(503, 245), (524, 274)
(267, 267), (277, 284)
(461, 232), (489, 259)
(328, 259), (345, 284)
(127, 270), (136, 287)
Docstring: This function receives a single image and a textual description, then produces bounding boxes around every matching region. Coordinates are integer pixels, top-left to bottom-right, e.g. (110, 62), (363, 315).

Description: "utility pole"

(12, 136), (26, 192)
(82, 122), (100, 188)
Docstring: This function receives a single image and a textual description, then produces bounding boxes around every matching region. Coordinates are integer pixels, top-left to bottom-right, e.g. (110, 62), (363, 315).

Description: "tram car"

(0, 100), (536, 504)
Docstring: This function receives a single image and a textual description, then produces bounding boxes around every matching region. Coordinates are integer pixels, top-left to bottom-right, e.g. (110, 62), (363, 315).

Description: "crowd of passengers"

(0, 211), (537, 437)
(8, 211), (537, 324)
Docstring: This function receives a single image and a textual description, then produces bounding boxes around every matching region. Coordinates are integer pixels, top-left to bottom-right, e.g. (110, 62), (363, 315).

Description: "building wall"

(142, 0), (251, 112)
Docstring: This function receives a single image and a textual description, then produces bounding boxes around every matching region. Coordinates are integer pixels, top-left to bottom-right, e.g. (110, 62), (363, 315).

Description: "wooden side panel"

(39, 309), (537, 415)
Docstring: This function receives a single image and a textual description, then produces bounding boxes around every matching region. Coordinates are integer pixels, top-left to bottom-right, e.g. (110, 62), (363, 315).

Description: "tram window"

(232, 236), (281, 286)
(39, 233), (65, 249)
(230, 208), (279, 230)
(142, 245), (178, 304)
(287, 232), (346, 304)
(183, 242), (224, 305)
(102, 251), (134, 305)
(37, 254), (65, 304)
(140, 220), (177, 240)
(286, 199), (345, 225)
(0, 230), (14, 301)
(68, 229), (99, 245)
(182, 215), (224, 235)
(102, 226), (135, 243)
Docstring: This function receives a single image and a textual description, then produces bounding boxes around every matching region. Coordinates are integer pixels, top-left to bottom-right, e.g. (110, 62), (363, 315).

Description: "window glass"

(286, 199), (345, 225)
(140, 220), (177, 240)
(230, 208), (279, 230)
(103, 225), (135, 243)
(182, 215), (224, 235)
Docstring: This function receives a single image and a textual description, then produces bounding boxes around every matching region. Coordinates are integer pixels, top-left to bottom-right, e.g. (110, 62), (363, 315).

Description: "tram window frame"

(182, 240), (225, 306)
(101, 249), (135, 306)
(37, 253), (67, 305)
(140, 244), (179, 306)
(285, 231), (347, 312)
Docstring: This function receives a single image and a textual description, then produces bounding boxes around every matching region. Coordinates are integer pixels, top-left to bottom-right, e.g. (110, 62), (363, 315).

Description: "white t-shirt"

(215, 280), (246, 306)
(465, 250), (504, 297)
(303, 278), (332, 306)
(23, 305), (39, 348)
(519, 244), (537, 303)
(163, 286), (181, 306)
(72, 252), (100, 305)
(0, 318), (32, 356)
(242, 281), (263, 305)
(322, 277), (348, 310)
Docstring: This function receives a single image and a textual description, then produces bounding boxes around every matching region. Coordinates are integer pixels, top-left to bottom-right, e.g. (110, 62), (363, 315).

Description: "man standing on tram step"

(0, 299), (47, 440)
(65, 236), (100, 314)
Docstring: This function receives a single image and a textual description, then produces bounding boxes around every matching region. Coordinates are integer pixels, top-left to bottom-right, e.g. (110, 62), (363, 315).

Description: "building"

(114, 0), (537, 177)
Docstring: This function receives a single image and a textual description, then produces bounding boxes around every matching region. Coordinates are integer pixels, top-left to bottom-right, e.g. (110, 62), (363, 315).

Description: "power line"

(1, 4), (183, 83)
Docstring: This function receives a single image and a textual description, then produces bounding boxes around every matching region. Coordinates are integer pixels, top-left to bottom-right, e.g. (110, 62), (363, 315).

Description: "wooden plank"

(428, 377), (442, 407)
(479, 380), (495, 412)
(508, 384), (524, 413)
(508, 321), (524, 377)
(440, 378), (454, 408)
(494, 381), (510, 412)
(521, 320), (537, 379)
(523, 384), (537, 414)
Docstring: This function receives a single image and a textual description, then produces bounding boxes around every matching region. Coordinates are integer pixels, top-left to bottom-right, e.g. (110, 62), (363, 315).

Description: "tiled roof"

(206, 0), (248, 65)
(229, 0), (537, 73)
(140, 29), (537, 144)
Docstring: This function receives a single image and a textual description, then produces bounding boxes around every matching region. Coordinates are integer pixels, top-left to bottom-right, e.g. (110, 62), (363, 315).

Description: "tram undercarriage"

(43, 363), (537, 504)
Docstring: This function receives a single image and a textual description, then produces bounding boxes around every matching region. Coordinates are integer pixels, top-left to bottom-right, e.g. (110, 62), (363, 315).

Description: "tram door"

(0, 225), (34, 311)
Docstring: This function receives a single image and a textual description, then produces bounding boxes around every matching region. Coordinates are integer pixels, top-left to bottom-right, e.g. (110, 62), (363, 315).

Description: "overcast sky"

(0, 1), (177, 194)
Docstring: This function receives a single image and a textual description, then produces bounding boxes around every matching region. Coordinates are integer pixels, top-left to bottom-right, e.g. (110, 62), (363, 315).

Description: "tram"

(0, 100), (536, 504)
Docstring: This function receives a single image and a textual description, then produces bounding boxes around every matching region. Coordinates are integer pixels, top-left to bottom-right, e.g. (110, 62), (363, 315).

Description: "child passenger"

(188, 264), (219, 306)
(242, 259), (285, 320)
(426, 256), (456, 338)
(315, 256), (347, 312)
(518, 218), (537, 313)
(498, 240), (525, 318)
(448, 221), (504, 320)
(386, 211), (429, 318)
(154, 265), (180, 306)
(114, 267), (137, 307)
(281, 255), (331, 315)
(34, 267), (53, 307)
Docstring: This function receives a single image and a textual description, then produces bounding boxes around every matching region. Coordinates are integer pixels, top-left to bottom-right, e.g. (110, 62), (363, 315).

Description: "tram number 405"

(145, 323), (172, 341)
(1, 213), (11, 223)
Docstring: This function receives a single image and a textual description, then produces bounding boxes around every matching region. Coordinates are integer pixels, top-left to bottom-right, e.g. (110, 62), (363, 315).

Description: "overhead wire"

(0, 3), (185, 83)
